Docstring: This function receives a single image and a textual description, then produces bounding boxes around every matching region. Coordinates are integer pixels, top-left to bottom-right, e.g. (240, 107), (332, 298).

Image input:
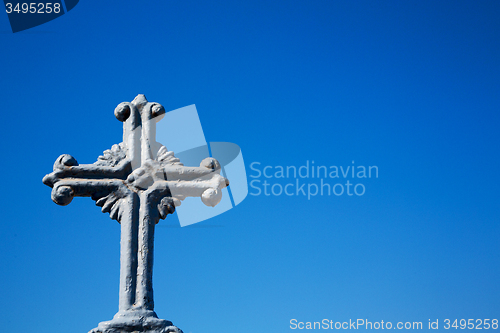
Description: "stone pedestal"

(90, 310), (183, 333)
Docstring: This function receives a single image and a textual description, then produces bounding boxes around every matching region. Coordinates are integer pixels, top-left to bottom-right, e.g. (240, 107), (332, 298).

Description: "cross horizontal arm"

(146, 172), (229, 221)
(50, 179), (128, 205)
(161, 165), (225, 181)
(153, 176), (228, 201)
(43, 154), (132, 188)
(126, 157), (226, 186)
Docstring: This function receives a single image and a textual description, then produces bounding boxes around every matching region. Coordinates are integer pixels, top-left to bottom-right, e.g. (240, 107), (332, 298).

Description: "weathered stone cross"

(43, 95), (229, 333)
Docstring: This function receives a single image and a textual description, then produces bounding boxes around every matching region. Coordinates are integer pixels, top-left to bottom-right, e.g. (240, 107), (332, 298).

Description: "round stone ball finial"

(200, 157), (221, 171)
(151, 103), (166, 122)
(52, 185), (75, 206)
(201, 188), (222, 207)
(53, 154), (79, 171)
(114, 103), (131, 122)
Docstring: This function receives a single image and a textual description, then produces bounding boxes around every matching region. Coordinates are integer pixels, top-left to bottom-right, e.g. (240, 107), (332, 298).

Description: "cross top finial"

(132, 93), (148, 106)
(113, 94), (167, 169)
(115, 94), (165, 121)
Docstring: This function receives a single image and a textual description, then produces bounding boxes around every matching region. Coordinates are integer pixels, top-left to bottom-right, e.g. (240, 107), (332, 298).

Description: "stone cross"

(43, 95), (229, 333)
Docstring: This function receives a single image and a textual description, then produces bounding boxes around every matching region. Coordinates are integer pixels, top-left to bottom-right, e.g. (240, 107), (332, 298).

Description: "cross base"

(89, 311), (183, 333)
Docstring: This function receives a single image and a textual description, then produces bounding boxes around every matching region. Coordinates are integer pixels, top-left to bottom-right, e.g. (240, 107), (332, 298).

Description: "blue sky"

(0, 1), (499, 332)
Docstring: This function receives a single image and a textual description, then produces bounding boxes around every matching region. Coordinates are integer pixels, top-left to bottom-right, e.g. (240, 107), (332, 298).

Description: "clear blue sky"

(1, 1), (499, 332)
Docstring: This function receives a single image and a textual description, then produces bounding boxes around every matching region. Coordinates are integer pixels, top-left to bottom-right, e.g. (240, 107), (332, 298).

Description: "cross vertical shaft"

(118, 193), (138, 312)
(136, 191), (157, 310)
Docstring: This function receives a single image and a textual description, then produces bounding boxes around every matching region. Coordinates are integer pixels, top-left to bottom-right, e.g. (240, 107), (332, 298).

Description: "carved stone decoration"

(42, 94), (229, 333)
